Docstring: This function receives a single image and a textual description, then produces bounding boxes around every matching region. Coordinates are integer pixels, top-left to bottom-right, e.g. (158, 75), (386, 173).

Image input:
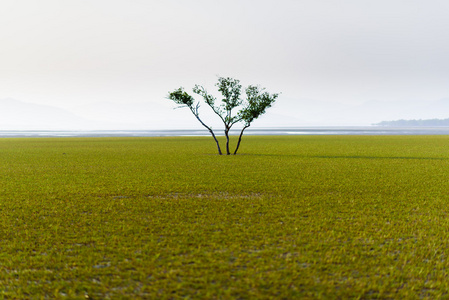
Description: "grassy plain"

(1, 135), (449, 298)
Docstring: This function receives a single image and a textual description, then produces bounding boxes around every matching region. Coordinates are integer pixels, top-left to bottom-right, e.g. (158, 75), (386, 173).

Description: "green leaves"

(193, 85), (216, 106)
(215, 77), (242, 111)
(239, 85), (279, 126)
(167, 87), (195, 107)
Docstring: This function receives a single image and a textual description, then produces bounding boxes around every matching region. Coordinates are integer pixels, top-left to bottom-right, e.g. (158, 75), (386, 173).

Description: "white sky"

(2, 0), (449, 128)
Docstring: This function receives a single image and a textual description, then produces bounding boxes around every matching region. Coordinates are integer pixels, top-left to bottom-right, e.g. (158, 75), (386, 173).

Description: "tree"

(168, 77), (278, 155)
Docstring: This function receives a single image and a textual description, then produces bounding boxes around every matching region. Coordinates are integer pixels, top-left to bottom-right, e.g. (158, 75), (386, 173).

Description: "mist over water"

(2, 127), (449, 138)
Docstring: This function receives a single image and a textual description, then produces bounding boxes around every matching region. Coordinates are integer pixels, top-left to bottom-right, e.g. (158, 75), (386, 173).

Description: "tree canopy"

(168, 77), (279, 155)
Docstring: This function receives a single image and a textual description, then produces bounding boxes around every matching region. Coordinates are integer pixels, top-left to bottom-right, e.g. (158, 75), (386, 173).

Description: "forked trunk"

(234, 125), (249, 155)
(225, 128), (231, 155)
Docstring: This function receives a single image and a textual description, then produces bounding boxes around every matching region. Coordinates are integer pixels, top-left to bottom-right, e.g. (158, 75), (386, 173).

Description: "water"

(2, 127), (449, 138)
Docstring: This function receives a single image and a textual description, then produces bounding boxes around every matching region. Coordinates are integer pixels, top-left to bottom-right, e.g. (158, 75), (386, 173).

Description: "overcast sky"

(2, 0), (449, 128)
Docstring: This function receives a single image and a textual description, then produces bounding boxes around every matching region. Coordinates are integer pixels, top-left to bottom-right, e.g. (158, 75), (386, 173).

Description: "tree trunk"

(234, 125), (249, 155)
(225, 127), (230, 155)
(210, 129), (222, 155)
(193, 111), (222, 155)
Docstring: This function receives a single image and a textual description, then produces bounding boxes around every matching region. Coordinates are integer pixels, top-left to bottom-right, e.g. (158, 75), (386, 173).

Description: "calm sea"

(2, 127), (449, 138)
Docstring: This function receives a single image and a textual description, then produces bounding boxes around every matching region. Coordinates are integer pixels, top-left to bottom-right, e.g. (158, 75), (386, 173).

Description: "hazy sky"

(2, 0), (449, 128)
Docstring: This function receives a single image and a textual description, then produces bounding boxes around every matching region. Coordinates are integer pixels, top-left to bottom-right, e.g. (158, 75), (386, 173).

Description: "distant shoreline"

(2, 126), (449, 138)
(374, 118), (449, 127)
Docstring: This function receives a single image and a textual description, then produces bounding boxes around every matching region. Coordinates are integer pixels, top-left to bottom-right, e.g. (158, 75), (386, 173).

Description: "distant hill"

(0, 98), (199, 130)
(374, 118), (449, 127)
(0, 98), (98, 130)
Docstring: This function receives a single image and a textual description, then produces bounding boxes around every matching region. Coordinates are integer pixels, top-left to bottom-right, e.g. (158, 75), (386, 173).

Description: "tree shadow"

(313, 155), (447, 160)
(242, 153), (448, 160)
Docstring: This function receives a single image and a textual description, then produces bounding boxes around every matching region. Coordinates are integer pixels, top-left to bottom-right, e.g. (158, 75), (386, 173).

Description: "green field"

(1, 135), (449, 299)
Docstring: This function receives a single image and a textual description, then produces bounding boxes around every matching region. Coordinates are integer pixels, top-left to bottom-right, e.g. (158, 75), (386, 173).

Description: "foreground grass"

(1, 135), (449, 298)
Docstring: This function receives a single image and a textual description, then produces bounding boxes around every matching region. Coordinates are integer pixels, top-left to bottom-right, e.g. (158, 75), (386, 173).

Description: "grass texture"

(1, 135), (449, 299)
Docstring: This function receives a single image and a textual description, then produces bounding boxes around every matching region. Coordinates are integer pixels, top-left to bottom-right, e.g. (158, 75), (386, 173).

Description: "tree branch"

(190, 105), (222, 155)
(233, 124), (250, 155)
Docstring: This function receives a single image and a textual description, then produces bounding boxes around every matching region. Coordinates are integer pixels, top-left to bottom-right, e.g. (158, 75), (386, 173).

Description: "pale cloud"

(1, 0), (449, 128)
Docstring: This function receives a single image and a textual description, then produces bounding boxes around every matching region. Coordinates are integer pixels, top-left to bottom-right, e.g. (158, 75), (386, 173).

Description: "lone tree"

(168, 77), (278, 155)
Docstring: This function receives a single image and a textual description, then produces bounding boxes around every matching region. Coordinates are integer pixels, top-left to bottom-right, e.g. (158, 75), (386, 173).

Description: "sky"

(2, 0), (449, 129)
